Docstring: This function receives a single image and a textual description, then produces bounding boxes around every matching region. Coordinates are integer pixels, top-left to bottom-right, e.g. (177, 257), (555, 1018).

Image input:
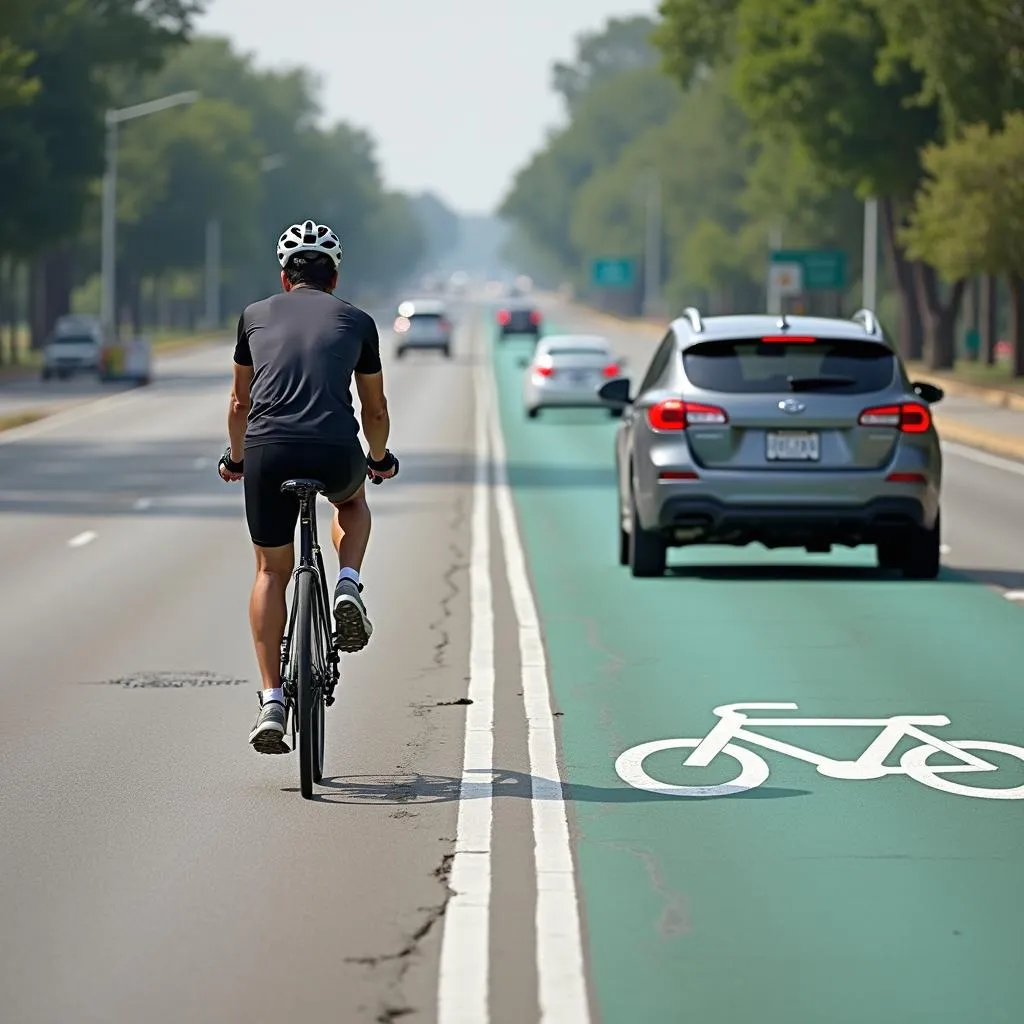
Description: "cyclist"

(218, 220), (398, 754)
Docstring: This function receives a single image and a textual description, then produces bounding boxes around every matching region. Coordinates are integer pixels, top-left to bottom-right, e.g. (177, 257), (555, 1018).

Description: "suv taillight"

(858, 402), (931, 433)
(647, 399), (728, 431)
(529, 310), (542, 325)
(497, 309), (510, 325)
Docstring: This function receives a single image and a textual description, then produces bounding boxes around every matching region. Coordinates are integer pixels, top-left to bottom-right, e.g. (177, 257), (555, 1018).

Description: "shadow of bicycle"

(282, 767), (808, 804)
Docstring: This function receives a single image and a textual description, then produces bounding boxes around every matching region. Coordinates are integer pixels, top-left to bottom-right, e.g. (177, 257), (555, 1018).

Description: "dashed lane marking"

(67, 530), (97, 548)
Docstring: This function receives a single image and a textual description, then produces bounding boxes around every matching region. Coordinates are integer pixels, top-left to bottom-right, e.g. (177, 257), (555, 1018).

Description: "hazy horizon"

(196, 0), (658, 216)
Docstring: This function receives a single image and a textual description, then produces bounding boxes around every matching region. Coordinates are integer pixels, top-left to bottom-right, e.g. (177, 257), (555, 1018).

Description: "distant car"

(393, 299), (453, 358)
(600, 308), (945, 579)
(42, 317), (102, 380)
(497, 304), (541, 340)
(523, 335), (623, 419)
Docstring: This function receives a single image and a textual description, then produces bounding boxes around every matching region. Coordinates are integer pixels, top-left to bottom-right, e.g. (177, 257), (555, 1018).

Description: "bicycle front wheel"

(295, 572), (317, 800)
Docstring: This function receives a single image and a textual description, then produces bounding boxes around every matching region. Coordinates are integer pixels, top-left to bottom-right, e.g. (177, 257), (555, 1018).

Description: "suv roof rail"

(681, 306), (703, 332)
(852, 308), (880, 336)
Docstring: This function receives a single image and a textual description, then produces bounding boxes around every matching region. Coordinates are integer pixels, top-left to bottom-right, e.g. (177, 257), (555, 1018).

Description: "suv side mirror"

(598, 377), (632, 406)
(912, 381), (944, 404)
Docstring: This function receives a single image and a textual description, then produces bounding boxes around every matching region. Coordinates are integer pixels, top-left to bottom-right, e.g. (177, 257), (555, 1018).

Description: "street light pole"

(100, 120), (118, 343)
(204, 219), (221, 330)
(643, 169), (662, 317)
(99, 90), (200, 341)
(862, 197), (879, 311)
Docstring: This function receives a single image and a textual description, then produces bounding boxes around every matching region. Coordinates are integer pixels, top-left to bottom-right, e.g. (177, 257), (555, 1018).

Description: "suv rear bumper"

(656, 496), (928, 547)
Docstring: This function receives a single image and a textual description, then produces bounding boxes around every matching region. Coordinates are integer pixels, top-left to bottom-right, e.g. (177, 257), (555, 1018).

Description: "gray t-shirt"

(233, 288), (382, 446)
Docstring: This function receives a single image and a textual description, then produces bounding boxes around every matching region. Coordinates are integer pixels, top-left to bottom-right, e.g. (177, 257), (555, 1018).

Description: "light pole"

(100, 91), (200, 341)
(862, 197), (879, 312)
(642, 169), (662, 317)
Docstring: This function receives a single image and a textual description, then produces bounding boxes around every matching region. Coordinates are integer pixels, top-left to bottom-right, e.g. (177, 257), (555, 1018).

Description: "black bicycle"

(279, 478), (340, 799)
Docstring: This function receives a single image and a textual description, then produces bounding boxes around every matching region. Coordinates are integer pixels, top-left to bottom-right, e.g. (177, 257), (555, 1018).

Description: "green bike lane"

(490, 329), (1024, 1023)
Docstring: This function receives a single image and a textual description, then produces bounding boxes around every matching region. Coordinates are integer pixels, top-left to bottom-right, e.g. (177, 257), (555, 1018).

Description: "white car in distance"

(523, 334), (624, 419)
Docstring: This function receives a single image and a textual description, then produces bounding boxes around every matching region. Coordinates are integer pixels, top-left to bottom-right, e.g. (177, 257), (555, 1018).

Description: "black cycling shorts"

(243, 442), (366, 547)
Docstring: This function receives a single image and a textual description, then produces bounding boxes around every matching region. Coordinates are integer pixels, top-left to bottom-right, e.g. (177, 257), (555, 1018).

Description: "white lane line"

(487, 373), (591, 1022)
(437, 345), (495, 1023)
(133, 497), (153, 511)
(942, 441), (1024, 478)
(67, 530), (97, 548)
(1004, 590), (1024, 602)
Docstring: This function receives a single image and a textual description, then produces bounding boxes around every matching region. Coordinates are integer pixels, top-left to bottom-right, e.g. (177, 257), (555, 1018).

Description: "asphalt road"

(0, 308), (543, 1024)
(1, 298), (1023, 1024)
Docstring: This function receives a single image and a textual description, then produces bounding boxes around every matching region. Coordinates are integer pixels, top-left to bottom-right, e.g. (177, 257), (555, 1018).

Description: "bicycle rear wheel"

(295, 572), (318, 800)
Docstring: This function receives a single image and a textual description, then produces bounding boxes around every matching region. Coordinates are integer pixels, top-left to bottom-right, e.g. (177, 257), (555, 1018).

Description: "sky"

(196, 0), (658, 216)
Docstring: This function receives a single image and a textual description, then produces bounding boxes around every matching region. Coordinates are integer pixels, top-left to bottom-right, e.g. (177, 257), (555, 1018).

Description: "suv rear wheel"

(876, 539), (901, 570)
(901, 513), (941, 580)
(628, 489), (666, 577)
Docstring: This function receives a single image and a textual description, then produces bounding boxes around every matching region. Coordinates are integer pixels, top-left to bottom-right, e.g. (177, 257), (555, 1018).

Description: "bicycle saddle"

(280, 478), (327, 497)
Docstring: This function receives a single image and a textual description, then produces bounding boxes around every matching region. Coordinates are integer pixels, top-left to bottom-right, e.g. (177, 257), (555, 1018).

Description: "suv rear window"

(546, 347), (607, 357)
(682, 338), (895, 395)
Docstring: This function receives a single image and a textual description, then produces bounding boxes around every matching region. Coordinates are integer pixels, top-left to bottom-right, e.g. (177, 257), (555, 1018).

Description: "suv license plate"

(766, 431), (820, 461)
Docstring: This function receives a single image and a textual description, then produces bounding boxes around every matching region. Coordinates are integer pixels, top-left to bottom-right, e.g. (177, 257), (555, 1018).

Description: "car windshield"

(682, 338), (895, 395)
(51, 334), (97, 346)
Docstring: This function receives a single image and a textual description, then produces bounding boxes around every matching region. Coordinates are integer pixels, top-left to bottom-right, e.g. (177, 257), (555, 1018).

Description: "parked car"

(599, 307), (944, 579)
(522, 334), (623, 418)
(41, 316), (103, 380)
(393, 299), (453, 358)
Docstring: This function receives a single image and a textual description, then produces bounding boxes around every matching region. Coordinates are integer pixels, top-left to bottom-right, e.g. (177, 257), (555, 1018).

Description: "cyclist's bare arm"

(228, 363), (254, 461)
(356, 371), (389, 462)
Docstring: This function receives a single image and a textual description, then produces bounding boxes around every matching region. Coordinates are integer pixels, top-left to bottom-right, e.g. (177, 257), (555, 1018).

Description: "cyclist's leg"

(332, 481), (370, 572)
(321, 445), (374, 651)
(243, 444), (299, 752)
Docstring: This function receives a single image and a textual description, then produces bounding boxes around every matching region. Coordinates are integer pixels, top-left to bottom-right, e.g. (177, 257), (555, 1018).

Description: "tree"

(117, 99), (262, 329)
(902, 116), (1024, 376)
(552, 16), (660, 114)
(501, 64), (681, 277)
(0, 0), (37, 107)
(869, 0), (1024, 134)
(657, 0), (950, 360)
(0, 0), (201, 342)
(570, 70), (758, 311)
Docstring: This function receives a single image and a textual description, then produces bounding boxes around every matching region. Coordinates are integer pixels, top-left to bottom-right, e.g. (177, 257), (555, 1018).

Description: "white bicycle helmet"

(276, 220), (343, 269)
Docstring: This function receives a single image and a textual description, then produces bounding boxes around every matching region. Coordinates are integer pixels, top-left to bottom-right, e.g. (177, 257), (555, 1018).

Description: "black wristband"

(367, 449), (395, 472)
(219, 445), (243, 473)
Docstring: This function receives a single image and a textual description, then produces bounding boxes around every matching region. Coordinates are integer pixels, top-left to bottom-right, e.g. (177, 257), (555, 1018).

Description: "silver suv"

(599, 309), (944, 579)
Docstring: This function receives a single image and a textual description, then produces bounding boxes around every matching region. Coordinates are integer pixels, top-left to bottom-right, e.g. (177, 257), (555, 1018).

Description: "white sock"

(262, 687), (284, 706)
(337, 567), (360, 587)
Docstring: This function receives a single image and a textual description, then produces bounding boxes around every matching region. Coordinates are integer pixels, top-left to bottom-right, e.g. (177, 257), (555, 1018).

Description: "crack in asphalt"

(345, 852), (456, 1019)
(426, 492), (468, 669)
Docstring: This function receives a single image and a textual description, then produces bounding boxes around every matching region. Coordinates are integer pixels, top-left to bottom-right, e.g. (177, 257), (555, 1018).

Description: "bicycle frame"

(279, 491), (341, 721)
(685, 702), (999, 779)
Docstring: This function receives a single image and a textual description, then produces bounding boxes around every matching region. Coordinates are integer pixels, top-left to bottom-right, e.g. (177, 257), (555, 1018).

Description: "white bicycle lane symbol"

(614, 703), (1024, 800)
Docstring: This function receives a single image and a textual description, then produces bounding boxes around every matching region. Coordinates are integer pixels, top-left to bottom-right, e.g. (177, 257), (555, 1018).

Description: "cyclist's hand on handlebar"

(218, 445), (244, 482)
(367, 449), (399, 485)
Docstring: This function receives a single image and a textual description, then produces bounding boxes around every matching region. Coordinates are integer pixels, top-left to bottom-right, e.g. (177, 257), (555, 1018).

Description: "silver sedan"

(522, 335), (623, 419)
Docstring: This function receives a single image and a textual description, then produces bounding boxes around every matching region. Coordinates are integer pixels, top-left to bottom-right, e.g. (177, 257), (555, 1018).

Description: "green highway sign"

(591, 257), (635, 289)
(769, 248), (847, 291)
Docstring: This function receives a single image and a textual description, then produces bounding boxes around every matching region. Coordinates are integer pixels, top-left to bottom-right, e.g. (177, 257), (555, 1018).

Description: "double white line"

(437, 350), (590, 1022)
